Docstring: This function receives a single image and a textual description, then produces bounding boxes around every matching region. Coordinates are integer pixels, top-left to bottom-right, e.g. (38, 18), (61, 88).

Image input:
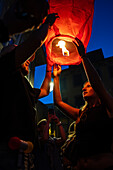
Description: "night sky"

(87, 0), (113, 58)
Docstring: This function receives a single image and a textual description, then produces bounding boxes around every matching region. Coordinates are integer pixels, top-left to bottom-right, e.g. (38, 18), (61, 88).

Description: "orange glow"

(45, 0), (94, 65)
(56, 40), (69, 56)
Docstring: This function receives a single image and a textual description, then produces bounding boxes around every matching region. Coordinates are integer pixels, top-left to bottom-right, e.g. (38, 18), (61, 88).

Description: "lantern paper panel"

(45, 0), (95, 65)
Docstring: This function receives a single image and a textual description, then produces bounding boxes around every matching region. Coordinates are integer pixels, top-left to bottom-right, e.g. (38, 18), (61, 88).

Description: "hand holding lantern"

(73, 38), (86, 58)
(53, 64), (62, 77)
(45, 13), (59, 27)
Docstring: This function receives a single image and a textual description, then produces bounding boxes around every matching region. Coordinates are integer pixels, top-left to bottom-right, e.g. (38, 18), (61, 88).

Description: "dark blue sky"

(87, 0), (113, 58)
(34, 0), (113, 104)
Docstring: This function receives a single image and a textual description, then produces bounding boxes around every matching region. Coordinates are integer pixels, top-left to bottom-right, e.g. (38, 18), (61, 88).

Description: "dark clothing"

(0, 48), (41, 169)
(0, 19), (9, 43)
(0, 48), (40, 143)
(77, 104), (113, 158)
(35, 137), (63, 170)
(63, 104), (113, 167)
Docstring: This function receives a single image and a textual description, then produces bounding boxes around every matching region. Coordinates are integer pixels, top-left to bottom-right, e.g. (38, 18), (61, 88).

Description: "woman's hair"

(68, 121), (76, 135)
(80, 81), (89, 111)
(80, 101), (88, 112)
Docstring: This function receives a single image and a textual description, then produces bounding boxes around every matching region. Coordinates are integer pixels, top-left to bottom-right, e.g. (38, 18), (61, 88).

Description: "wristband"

(56, 121), (62, 126)
(46, 70), (52, 72)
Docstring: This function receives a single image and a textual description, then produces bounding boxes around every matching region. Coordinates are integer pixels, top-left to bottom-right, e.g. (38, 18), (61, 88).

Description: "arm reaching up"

(51, 114), (66, 143)
(74, 37), (113, 117)
(14, 13), (59, 69)
(38, 58), (53, 98)
(53, 64), (80, 120)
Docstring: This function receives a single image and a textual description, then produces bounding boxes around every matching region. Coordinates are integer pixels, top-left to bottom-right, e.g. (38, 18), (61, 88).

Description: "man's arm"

(2, 0), (49, 36)
(38, 63), (52, 98)
(14, 13), (59, 69)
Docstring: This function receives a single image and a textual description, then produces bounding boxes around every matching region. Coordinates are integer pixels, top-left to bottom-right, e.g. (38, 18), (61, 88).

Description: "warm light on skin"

(49, 81), (54, 92)
(56, 40), (69, 56)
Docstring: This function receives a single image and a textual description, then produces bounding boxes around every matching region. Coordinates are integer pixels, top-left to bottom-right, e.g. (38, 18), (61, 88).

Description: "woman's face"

(82, 82), (97, 101)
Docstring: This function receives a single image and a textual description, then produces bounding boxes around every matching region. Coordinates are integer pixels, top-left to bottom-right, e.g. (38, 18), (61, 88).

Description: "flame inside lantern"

(56, 40), (69, 56)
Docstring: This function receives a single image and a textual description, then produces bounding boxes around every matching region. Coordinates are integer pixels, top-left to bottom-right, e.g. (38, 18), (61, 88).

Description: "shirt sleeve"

(33, 88), (41, 100)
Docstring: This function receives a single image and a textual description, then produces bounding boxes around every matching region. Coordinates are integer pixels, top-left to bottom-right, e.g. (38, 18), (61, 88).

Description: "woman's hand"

(73, 37), (86, 57)
(53, 64), (61, 77)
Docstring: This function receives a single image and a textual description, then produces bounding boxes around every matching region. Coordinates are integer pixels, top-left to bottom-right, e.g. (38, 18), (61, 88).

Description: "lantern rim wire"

(46, 34), (82, 65)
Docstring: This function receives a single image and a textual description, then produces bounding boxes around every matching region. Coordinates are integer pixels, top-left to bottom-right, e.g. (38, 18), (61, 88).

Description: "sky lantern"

(45, 0), (95, 65)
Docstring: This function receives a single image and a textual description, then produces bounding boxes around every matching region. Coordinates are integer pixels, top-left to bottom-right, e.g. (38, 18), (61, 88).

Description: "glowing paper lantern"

(45, 0), (95, 65)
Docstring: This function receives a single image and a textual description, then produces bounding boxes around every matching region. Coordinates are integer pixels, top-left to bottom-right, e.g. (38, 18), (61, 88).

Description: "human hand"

(53, 64), (61, 77)
(48, 113), (53, 123)
(73, 37), (86, 57)
(51, 114), (60, 124)
(45, 13), (59, 26)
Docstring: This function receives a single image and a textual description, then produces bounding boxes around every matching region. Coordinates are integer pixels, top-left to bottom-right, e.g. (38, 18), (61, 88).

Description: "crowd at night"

(0, 0), (113, 169)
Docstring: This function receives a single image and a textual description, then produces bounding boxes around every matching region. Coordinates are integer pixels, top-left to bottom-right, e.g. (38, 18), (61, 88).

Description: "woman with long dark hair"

(53, 38), (113, 169)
